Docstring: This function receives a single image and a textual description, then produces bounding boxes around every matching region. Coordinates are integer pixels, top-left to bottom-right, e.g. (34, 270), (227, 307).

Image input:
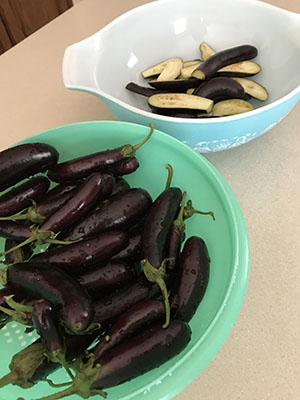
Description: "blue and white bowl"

(62, 0), (300, 152)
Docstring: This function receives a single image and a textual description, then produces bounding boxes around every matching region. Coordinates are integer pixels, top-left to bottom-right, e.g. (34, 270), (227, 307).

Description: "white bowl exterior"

(63, 0), (300, 152)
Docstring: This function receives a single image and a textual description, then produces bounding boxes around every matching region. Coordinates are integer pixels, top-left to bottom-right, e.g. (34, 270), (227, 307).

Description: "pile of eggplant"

(126, 42), (268, 118)
(0, 124), (214, 400)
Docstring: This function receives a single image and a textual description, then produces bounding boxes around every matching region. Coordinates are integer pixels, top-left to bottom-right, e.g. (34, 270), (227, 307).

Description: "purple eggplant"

(111, 232), (141, 262)
(30, 231), (129, 273)
(126, 82), (165, 97)
(0, 221), (32, 241)
(38, 173), (114, 233)
(61, 188), (152, 241)
(110, 177), (130, 196)
(0, 143), (59, 192)
(107, 157), (139, 176)
(29, 183), (78, 220)
(0, 262), (94, 334)
(0, 177), (50, 218)
(32, 299), (74, 379)
(33, 320), (191, 399)
(92, 276), (162, 326)
(141, 187), (182, 327)
(192, 44), (258, 80)
(91, 299), (164, 360)
(47, 125), (154, 183)
(147, 78), (202, 92)
(170, 236), (210, 322)
(76, 260), (136, 299)
(193, 76), (248, 100)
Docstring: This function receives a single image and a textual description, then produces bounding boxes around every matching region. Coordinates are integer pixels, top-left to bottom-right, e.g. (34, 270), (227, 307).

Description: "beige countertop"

(0, 0), (299, 399)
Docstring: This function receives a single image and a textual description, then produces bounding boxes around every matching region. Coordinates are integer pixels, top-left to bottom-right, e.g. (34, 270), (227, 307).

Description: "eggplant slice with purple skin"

(193, 76), (248, 101)
(126, 82), (166, 97)
(192, 44), (258, 80)
(148, 78), (202, 92)
(212, 98), (254, 116)
(141, 57), (183, 79)
(231, 77), (268, 101)
(148, 93), (214, 115)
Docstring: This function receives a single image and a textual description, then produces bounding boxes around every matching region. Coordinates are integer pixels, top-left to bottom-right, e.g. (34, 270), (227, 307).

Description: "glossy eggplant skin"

(111, 233), (142, 262)
(5, 262), (93, 333)
(39, 173), (114, 234)
(92, 276), (161, 326)
(166, 228), (185, 271)
(91, 299), (164, 360)
(0, 143), (59, 192)
(30, 231), (129, 273)
(148, 78), (202, 92)
(34, 183), (78, 219)
(0, 177), (50, 217)
(76, 260), (136, 299)
(141, 187), (182, 268)
(32, 299), (64, 357)
(126, 82), (164, 97)
(110, 177), (130, 197)
(193, 77), (248, 101)
(192, 44), (258, 79)
(0, 221), (32, 241)
(108, 157), (139, 176)
(170, 236), (210, 322)
(92, 319), (191, 389)
(62, 188), (152, 241)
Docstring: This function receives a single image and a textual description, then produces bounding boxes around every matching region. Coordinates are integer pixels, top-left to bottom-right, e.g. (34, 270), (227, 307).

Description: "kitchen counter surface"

(0, 0), (299, 399)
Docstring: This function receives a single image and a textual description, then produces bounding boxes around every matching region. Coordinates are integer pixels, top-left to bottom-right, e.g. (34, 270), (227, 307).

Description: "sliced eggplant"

(156, 58), (183, 81)
(126, 82), (165, 97)
(212, 99), (254, 116)
(216, 61), (261, 77)
(148, 93), (214, 114)
(141, 57), (182, 78)
(148, 79), (202, 92)
(186, 88), (195, 95)
(182, 59), (201, 68)
(193, 77), (248, 101)
(200, 42), (216, 60)
(180, 61), (202, 79)
(231, 77), (268, 101)
(192, 44), (258, 79)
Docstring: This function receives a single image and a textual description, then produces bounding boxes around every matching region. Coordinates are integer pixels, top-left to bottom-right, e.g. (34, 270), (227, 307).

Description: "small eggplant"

(38, 173), (114, 233)
(0, 262), (94, 334)
(33, 320), (191, 400)
(47, 124), (154, 183)
(192, 44), (258, 80)
(0, 221), (32, 241)
(141, 187), (182, 328)
(148, 93), (214, 115)
(61, 188), (152, 241)
(170, 236), (210, 322)
(0, 143), (59, 192)
(29, 231), (129, 273)
(0, 177), (50, 218)
(92, 276), (161, 326)
(193, 77), (248, 101)
(90, 299), (165, 360)
(76, 260), (136, 299)
(107, 157), (139, 176)
(32, 299), (74, 379)
(111, 232), (141, 262)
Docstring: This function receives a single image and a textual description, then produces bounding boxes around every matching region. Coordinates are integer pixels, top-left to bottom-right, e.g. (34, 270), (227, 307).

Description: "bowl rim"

(8, 120), (250, 399)
(66, 0), (300, 124)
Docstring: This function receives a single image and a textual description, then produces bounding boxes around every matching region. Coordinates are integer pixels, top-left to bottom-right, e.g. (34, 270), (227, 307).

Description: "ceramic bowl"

(0, 121), (249, 399)
(62, 0), (300, 152)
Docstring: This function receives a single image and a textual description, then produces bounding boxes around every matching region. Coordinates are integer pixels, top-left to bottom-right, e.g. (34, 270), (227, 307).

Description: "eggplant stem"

(0, 236), (36, 257)
(184, 199), (215, 221)
(0, 214), (28, 221)
(44, 378), (73, 388)
(173, 191), (187, 232)
(46, 237), (83, 246)
(164, 164), (173, 189)
(133, 123), (154, 151)
(0, 371), (18, 388)
(141, 258), (173, 329)
(4, 295), (33, 313)
(0, 306), (29, 325)
(33, 356), (107, 400)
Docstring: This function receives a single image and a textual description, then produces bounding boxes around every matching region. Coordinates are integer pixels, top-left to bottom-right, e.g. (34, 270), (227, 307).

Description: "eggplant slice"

(231, 77), (268, 100)
(148, 93), (214, 114)
(156, 58), (183, 81)
(141, 57), (183, 79)
(193, 77), (248, 101)
(212, 99), (254, 116)
(200, 42), (216, 61)
(148, 78), (202, 92)
(126, 82), (167, 97)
